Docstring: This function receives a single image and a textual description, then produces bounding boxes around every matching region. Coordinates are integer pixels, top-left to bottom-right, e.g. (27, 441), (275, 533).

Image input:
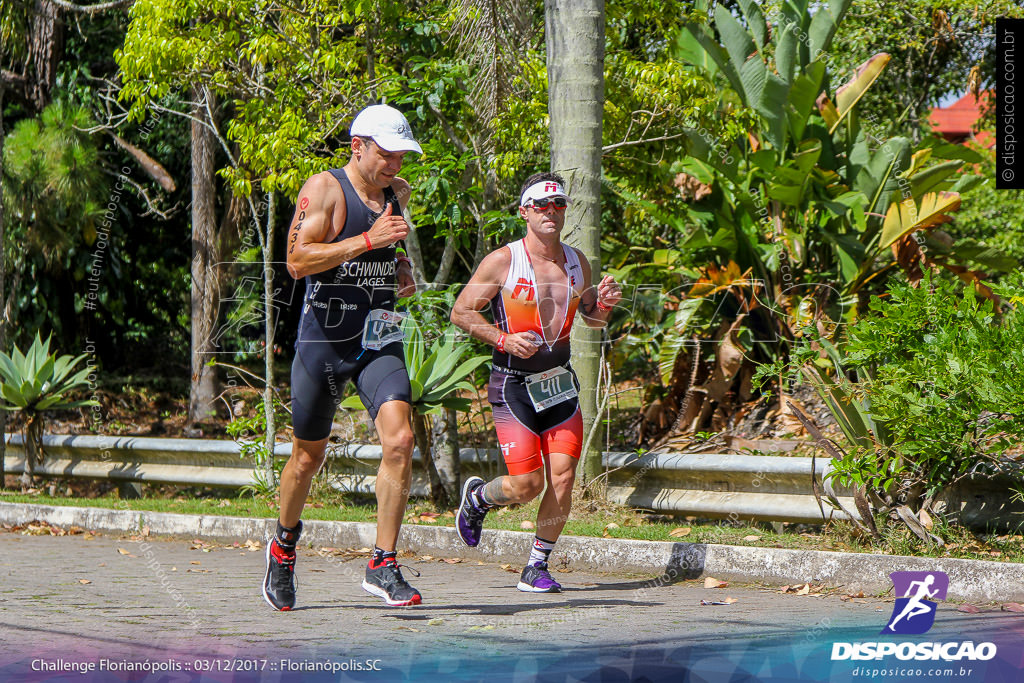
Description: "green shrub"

(760, 273), (1024, 529)
(0, 334), (97, 488)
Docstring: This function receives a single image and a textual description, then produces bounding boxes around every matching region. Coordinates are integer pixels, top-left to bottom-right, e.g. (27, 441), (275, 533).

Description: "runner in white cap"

(264, 104), (424, 610)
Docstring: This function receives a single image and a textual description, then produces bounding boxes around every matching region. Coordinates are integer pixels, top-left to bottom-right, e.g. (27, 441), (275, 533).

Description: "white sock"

(528, 536), (556, 567)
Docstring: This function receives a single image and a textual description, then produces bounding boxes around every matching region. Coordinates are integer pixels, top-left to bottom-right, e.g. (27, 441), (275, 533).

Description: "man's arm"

(286, 172), (410, 280)
(450, 249), (538, 359)
(575, 250), (621, 327)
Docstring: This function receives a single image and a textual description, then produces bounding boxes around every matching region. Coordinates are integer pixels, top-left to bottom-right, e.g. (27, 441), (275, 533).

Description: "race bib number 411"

(361, 309), (406, 351)
(524, 367), (577, 411)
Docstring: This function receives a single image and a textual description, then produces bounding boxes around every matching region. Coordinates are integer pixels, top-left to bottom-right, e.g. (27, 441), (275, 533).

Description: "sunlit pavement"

(1, 532), (1020, 681)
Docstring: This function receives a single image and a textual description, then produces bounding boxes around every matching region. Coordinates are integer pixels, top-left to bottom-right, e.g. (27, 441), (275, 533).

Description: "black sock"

(370, 546), (397, 567)
(276, 520), (302, 550)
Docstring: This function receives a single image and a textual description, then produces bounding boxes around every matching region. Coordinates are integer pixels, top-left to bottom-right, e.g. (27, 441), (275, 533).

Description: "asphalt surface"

(1, 530), (1022, 682)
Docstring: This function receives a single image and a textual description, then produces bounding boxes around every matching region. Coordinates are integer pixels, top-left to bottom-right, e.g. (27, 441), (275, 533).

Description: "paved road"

(0, 530), (1021, 682)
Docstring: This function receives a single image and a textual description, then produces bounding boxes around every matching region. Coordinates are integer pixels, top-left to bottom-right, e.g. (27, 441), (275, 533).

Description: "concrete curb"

(1, 502), (1021, 603)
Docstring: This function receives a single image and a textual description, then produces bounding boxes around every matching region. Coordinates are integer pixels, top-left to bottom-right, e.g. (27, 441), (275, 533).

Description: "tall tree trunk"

(188, 88), (220, 425)
(545, 0), (605, 488)
(28, 0), (63, 110)
(0, 83), (7, 489)
(430, 408), (460, 508)
(412, 412), (444, 506)
(21, 415), (41, 491)
(262, 191), (276, 485)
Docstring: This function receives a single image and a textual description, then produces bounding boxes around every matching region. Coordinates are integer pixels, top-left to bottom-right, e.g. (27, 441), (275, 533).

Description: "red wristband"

(596, 299), (612, 311)
(363, 232), (373, 250)
(396, 255), (412, 266)
(496, 333), (506, 353)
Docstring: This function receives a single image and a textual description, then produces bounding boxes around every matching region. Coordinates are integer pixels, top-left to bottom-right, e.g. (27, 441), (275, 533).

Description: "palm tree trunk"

(262, 191), (276, 485)
(188, 87), (220, 426)
(545, 0), (605, 488)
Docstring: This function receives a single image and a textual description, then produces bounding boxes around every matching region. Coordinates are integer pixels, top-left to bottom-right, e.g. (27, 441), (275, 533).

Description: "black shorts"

(290, 339), (411, 441)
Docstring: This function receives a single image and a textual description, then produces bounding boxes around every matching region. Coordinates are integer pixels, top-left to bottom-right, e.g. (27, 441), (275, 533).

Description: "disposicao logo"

(883, 570), (948, 635)
(831, 570), (997, 663)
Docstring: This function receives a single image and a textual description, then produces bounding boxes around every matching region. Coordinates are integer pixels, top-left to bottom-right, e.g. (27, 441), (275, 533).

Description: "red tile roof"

(928, 92), (993, 148)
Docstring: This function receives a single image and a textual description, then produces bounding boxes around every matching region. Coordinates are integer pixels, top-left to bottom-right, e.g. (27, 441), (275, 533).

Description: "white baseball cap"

(350, 104), (422, 154)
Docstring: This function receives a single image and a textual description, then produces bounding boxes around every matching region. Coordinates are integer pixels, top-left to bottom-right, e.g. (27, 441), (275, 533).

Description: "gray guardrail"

(3, 434), (1020, 528)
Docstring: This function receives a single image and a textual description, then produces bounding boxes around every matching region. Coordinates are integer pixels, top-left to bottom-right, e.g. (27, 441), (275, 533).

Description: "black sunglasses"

(527, 197), (568, 210)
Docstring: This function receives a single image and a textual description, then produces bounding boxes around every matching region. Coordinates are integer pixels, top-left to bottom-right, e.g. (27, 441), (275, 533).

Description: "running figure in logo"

(263, 104), (423, 611)
(887, 574), (940, 631)
(450, 172), (622, 592)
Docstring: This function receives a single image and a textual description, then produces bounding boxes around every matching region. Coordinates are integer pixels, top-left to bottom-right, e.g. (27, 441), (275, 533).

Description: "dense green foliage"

(764, 274), (1024, 516)
(2, 9), (192, 368)
(945, 150), (1024, 267)
(0, 1), (1019, 468)
(602, 0), (1013, 441)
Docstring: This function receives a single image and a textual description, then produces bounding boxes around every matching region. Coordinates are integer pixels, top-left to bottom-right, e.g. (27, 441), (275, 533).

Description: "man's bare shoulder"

(293, 171), (339, 208)
(482, 245), (512, 268)
(471, 246), (512, 282)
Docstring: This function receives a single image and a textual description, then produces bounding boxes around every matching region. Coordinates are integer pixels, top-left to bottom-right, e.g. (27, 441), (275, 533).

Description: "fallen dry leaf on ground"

(190, 561), (201, 565)
(428, 618), (445, 626)
(78, 579), (91, 584)
(743, 535), (761, 542)
(521, 521), (536, 530)
(958, 604), (981, 614)
(919, 508), (934, 531)
(796, 584), (811, 595)
(117, 548), (131, 555)
(669, 527), (691, 538)
(704, 577), (728, 589)
(1002, 603), (1024, 612)
(443, 558), (462, 564)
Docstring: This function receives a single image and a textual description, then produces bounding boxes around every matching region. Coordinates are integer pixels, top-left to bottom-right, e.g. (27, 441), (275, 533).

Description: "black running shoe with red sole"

(262, 537), (297, 611)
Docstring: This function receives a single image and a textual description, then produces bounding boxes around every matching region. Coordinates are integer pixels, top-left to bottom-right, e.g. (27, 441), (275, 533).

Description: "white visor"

(520, 180), (572, 207)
